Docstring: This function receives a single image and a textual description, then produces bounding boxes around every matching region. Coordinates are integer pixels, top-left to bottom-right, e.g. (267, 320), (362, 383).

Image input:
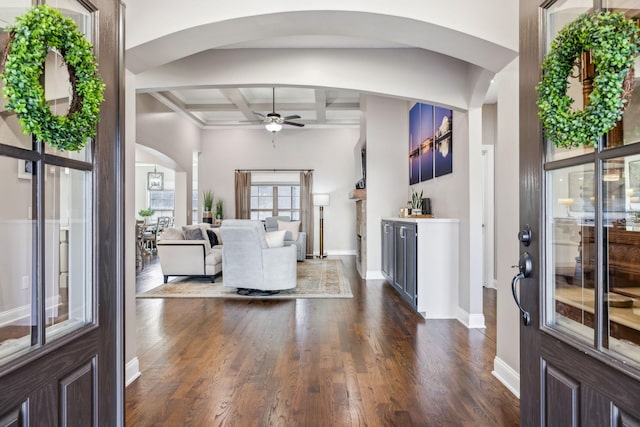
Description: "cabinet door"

(403, 223), (417, 308)
(394, 223), (405, 293)
(381, 221), (394, 279)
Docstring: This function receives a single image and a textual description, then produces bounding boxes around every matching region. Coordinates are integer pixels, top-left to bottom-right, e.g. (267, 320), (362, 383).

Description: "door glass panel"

(0, 155), (35, 363)
(45, 166), (93, 340)
(43, 1), (93, 161)
(0, 3), (34, 151)
(545, 1), (595, 161)
(546, 164), (596, 344)
(602, 156), (640, 363)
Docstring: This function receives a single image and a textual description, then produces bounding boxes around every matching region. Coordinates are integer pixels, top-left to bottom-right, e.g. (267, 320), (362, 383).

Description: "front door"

(0, 0), (123, 425)
(520, 0), (640, 424)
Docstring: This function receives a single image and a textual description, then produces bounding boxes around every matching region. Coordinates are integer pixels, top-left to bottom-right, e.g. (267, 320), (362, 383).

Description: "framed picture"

(434, 106), (453, 177)
(147, 171), (164, 190)
(18, 159), (32, 180)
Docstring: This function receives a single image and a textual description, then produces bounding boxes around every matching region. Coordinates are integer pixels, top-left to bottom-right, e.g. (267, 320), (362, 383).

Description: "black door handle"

(511, 272), (531, 326)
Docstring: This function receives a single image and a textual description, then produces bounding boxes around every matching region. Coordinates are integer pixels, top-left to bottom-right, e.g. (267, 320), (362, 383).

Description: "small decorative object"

(536, 11), (640, 148)
(411, 189), (423, 215)
(138, 208), (154, 223)
(1, 5), (105, 152)
(147, 166), (163, 191)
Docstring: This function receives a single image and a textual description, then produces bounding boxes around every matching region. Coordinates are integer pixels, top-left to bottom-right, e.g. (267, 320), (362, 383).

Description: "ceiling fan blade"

(283, 121), (305, 127)
(253, 111), (266, 119)
(283, 115), (301, 120)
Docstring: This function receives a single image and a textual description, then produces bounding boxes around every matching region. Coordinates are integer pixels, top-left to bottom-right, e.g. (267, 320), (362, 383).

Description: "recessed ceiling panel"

(172, 88), (229, 104)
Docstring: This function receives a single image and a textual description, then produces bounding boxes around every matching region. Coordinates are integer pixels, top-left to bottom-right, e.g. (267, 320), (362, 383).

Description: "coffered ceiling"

(147, 86), (363, 130)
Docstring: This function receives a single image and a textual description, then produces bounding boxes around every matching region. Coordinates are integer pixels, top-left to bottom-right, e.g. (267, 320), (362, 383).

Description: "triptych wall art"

(409, 102), (453, 184)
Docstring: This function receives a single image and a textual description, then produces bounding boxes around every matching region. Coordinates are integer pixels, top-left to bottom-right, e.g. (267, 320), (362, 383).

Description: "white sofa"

(156, 226), (222, 283)
(219, 220), (296, 293)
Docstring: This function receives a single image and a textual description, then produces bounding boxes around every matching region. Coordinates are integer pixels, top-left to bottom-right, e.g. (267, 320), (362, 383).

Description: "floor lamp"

(313, 194), (330, 259)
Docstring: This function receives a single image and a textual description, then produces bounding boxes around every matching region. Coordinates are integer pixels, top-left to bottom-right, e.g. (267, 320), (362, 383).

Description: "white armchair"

(219, 220), (296, 294)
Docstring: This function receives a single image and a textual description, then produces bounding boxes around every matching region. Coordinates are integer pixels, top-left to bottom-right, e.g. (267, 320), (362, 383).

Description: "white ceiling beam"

(315, 89), (327, 124)
(150, 92), (206, 128)
(219, 88), (256, 122)
(184, 101), (360, 112)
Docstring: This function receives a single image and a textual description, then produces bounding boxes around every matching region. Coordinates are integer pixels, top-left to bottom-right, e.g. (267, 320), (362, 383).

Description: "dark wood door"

(520, 1), (640, 425)
(0, 1), (123, 425)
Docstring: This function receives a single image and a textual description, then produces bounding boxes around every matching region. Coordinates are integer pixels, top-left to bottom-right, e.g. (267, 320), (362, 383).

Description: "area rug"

(137, 259), (352, 299)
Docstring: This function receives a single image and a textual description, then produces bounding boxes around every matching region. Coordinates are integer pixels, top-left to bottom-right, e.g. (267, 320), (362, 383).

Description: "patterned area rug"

(137, 259), (353, 299)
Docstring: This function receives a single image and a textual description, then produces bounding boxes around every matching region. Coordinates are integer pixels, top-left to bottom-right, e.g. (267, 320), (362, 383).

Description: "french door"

(0, 0), (123, 424)
(520, 0), (640, 424)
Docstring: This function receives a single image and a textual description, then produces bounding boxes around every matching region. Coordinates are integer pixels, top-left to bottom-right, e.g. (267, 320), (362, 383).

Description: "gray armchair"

(264, 216), (307, 261)
(219, 220), (297, 294)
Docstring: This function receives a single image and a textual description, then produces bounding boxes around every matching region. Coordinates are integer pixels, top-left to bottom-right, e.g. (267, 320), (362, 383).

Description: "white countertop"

(382, 217), (459, 223)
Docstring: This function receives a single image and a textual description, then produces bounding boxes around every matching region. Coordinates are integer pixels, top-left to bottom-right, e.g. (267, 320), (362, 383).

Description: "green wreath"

(536, 12), (640, 148)
(1, 5), (105, 152)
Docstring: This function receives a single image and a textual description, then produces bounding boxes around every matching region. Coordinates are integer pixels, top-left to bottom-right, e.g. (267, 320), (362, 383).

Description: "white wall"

(199, 128), (360, 255)
(136, 94), (202, 224)
(494, 59), (521, 396)
(364, 95), (410, 277)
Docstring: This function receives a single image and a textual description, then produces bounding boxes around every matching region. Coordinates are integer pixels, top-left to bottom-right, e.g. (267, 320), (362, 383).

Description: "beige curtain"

(234, 171), (252, 219)
(300, 171), (314, 257)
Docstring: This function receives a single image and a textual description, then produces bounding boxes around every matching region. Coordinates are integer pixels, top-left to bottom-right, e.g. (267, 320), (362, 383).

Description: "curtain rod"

(235, 168), (314, 172)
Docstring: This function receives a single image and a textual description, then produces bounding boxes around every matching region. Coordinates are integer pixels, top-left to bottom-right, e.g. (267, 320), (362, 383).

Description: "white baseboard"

(327, 250), (357, 256)
(0, 295), (60, 327)
(492, 356), (520, 398)
(365, 270), (384, 280)
(485, 279), (498, 289)
(456, 307), (486, 329)
(125, 357), (141, 387)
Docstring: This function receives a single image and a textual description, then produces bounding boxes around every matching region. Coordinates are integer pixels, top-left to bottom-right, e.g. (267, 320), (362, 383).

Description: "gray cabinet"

(382, 220), (417, 310)
(381, 218), (459, 318)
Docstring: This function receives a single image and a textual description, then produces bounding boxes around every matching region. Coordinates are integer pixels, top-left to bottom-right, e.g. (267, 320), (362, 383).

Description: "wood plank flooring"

(126, 256), (520, 426)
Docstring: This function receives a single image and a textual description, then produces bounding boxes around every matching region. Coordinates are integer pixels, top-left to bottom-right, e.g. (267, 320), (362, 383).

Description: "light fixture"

(147, 165), (164, 191)
(313, 194), (330, 259)
(265, 121), (283, 133)
(558, 197), (574, 216)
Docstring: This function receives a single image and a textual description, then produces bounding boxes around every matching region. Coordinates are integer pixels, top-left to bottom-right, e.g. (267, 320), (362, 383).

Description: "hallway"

(126, 256), (519, 426)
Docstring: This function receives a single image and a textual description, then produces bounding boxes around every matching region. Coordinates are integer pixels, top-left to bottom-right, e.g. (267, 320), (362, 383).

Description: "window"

(149, 190), (174, 219)
(250, 185), (300, 221)
(192, 190), (198, 224)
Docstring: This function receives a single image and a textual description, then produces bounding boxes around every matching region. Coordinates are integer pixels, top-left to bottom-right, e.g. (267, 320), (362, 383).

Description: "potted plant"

(138, 208), (154, 223)
(215, 198), (224, 222)
(410, 189), (423, 215)
(203, 190), (213, 221)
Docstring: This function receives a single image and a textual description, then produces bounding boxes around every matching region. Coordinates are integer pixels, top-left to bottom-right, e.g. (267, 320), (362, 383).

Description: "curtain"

(234, 171), (251, 219)
(300, 171), (314, 257)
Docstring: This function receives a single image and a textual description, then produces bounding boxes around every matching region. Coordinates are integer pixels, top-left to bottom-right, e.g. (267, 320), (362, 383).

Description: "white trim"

(327, 250), (357, 256)
(0, 295), (60, 327)
(365, 270), (385, 280)
(456, 306), (486, 329)
(485, 279), (498, 289)
(125, 357), (141, 387)
(492, 356), (520, 398)
(481, 144), (495, 290)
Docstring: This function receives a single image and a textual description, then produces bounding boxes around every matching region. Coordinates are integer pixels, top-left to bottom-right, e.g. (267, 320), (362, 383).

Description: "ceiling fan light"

(265, 122), (283, 133)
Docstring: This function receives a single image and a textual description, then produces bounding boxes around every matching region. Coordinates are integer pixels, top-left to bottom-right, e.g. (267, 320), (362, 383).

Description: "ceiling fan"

(254, 88), (305, 133)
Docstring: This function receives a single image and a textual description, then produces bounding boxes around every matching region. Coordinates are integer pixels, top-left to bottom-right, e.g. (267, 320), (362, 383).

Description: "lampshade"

(265, 122), (283, 133)
(313, 194), (330, 206)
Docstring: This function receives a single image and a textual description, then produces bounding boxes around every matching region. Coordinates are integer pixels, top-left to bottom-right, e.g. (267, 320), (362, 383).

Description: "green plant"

(1, 5), (105, 152)
(215, 199), (224, 219)
(138, 208), (154, 217)
(203, 190), (213, 210)
(411, 189), (423, 210)
(536, 11), (640, 148)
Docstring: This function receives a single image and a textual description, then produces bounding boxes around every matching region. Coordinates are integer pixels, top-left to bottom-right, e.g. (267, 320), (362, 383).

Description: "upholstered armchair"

(264, 216), (307, 261)
(219, 220), (297, 293)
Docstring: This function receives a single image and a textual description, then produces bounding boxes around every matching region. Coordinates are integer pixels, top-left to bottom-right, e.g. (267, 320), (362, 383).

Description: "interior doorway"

(482, 145), (496, 289)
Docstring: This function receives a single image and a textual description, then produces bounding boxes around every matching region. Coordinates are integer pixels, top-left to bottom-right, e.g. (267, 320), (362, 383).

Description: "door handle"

(511, 251), (533, 326)
(400, 226), (406, 239)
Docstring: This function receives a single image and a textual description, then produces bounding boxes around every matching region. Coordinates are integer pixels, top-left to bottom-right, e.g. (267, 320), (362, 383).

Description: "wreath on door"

(536, 12), (640, 148)
(1, 5), (105, 152)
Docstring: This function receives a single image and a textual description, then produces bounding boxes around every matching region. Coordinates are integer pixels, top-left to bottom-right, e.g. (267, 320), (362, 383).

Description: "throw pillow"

(277, 220), (300, 241)
(161, 227), (184, 240)
(183, 227), (204, 241)
(265, 230), (286, 248)
(206, 229), (219, 247)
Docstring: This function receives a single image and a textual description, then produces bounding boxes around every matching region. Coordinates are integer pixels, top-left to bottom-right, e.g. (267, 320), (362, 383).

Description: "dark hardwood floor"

(126, 256), (519, 426)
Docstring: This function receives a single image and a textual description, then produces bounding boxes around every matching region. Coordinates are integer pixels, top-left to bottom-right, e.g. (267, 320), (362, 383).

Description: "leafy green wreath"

(1, 5), (105, 152)
(536, 12), (640, 148)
